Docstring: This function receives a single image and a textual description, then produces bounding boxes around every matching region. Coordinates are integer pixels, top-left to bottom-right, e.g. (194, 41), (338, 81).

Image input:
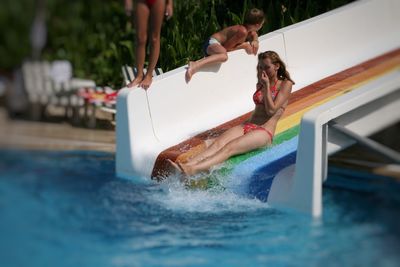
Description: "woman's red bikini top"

(253, 80), (279, 105)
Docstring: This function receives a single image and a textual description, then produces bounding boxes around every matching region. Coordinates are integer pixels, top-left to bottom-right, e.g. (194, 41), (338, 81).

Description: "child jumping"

(185, 8), (265, 83)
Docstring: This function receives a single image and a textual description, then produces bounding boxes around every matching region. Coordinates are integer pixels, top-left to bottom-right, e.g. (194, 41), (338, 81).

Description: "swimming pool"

(0, 150), (399, 267)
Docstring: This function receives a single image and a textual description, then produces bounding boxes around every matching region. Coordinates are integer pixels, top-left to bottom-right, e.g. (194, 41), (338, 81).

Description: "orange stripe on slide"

(276, 65), (400, 134)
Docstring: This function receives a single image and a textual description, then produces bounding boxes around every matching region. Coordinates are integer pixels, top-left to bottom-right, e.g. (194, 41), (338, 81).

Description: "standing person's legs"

(140, 0), (165, 89)
(185, 43), (228, 82)
(128, 0), (150, 88)
(180, 130), (271, 175)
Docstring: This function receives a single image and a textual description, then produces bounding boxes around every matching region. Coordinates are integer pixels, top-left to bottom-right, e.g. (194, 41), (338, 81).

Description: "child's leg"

(186, 125), (244, 165)
(128, 1), (149, 88)
(140, 0), (165, 89)
(185, 44), (227, 82)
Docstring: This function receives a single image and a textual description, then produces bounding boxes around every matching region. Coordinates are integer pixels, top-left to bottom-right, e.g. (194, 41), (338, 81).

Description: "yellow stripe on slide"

(275, 66), (400, 135)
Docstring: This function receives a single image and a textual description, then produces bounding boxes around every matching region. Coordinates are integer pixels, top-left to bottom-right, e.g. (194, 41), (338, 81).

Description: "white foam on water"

(150, 174), (269, 214)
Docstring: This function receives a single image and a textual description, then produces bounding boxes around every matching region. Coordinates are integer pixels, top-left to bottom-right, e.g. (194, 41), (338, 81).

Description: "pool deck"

(0, 108), (115, 153)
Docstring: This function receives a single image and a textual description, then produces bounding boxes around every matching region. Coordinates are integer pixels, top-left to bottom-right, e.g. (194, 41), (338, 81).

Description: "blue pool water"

(0, 150), (399, 267)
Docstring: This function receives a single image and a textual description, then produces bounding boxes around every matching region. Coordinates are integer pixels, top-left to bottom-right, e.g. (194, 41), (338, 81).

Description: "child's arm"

(233, 42), (253, 54)
(222, 25), (248, 51)
(247, 31), (259, 55)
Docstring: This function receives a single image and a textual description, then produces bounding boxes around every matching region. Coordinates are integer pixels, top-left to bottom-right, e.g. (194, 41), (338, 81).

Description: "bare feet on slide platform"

(127, 76), (143, 88)
(140, 75), (153, 90)
(185, 61), (195, 83)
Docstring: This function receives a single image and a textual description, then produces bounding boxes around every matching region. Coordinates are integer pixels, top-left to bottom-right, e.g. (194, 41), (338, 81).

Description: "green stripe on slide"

(187, 125), (300, 190)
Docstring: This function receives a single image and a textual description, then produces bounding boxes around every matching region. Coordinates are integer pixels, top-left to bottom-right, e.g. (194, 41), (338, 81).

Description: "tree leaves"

(1, 0), (354, 87)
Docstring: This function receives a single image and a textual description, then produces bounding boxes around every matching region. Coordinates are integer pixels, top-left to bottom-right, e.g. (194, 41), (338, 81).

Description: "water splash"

(150, 173), (269, 214)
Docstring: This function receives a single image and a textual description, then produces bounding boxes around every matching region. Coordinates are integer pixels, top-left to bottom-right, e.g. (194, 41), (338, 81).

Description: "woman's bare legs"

(167, 126), (242, 174)
(185, 44), (228, 83)
(128, 0), (149, 88)
(140, 0), (165, 89)
(186, 125), (244, 165)
(204, 138), (215, 148)
(180, 130), (271, 175)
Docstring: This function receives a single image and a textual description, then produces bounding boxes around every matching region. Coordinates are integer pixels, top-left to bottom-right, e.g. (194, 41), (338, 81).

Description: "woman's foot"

(140, 74), (153, 90)
(167, 159), (195, 176)
(185, 61), (196, 83)
(179, 162), (196, 176)
(127, 75), (143, 88)
(165, 159), (189, 183)
(167, 159), (183, 173)
(204, 138), (215, 148)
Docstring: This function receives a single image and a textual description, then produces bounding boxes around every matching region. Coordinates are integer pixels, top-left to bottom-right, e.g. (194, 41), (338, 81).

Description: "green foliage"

(0, 0), (35, 69)
(159, 1), (223, 70)
(1, 0), (354, 87)
(43, 0), (134, 86)
(161, 0), (355, 75)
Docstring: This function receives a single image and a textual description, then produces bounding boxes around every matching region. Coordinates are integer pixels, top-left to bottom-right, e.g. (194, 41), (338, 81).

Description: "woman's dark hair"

(258, 51), (295, 84)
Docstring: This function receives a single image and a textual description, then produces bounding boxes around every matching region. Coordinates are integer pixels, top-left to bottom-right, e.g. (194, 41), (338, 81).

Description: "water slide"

(116, 0), (400, 216)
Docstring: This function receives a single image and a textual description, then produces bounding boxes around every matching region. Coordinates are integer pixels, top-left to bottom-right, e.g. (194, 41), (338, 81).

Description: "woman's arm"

(165, 0), (173, 20)
(124, 0), (133, 16)
(261, 72), (293, 116)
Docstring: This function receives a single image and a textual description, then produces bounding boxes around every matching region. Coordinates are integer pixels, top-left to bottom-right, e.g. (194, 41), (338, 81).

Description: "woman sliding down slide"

(169, 50), (295, 176)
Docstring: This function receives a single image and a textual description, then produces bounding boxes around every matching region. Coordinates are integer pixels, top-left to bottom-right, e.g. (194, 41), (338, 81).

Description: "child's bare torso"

(211, 25), (249, 48)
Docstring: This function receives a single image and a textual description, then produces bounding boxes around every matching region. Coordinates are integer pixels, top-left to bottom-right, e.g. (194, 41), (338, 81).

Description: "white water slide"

(116, 0), (400, 217)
